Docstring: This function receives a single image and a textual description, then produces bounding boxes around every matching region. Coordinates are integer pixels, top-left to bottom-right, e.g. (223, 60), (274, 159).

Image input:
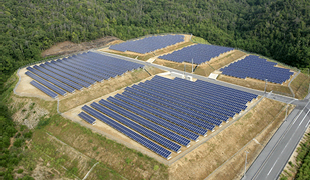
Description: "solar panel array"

(25, 51), (143, 100)
(158, 44), (234, 65)
(109, 34), (184, 54)
(220, 55), (294, 84)
(80, 76), (258, 159)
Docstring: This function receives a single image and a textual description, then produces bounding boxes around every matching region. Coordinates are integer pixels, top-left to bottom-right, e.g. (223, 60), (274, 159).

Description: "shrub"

(24, 131), (33, 139)
(153, 165), (159, 171)
(17, 169), (23, 174)
(36, 118), (50, 129)
(125, 158), (132, 165)
(13, 138), (24, 147)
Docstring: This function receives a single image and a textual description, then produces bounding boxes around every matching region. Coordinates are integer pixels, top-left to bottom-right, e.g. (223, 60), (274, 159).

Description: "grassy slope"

(7, 71), (168, 180)
(290, 73), (310, 99)
(169, 98), (290, 179)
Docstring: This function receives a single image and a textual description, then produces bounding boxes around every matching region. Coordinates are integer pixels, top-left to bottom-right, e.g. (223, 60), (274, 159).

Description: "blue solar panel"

(82, 105), (172, 159)
(78, 112), (96, 125)
(40, 63), (92, 88)
(30, 80), (58, 98)
(25, 51), (143, 97)
(43, 62), (96, 85)
(26, 67), (75, 93)
(32, 65), (84, 90)
(220, 55), (294, 84)
(99, 99), (191, 147)
(158, 44), (234, 65)
(78, 75), (258, 159)
(109, 35), (185, 54)
(91, 102), (181, 152)
(107, 97), (199, 141)
(26, 71), (67, 96)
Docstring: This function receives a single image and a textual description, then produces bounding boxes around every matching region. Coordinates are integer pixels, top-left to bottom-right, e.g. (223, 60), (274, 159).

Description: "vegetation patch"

(59, 66), (164, 112)
(169, 98), (289, 180)
(290, 73), (310, 99)
(280, 129), (310, 180)
(218, 74), (292, 95)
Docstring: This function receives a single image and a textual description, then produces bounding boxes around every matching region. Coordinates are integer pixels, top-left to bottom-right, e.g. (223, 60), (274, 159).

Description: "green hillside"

(1, 0), (310, 88)
(1, 1), (310, 178)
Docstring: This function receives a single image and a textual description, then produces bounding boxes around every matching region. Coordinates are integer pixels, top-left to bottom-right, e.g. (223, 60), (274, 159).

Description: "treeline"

(295, 133), (310, 179)
(1, 0), (309, 89)
(0, 89), (34, 179)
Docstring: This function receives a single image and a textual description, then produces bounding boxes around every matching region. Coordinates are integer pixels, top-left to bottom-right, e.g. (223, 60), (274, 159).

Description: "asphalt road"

(94, 50), (310, 179)
(244, 100), (310, 180)
(94, 50), (297, 104)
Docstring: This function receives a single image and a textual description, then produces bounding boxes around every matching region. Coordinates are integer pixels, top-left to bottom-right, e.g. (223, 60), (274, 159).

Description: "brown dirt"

(42, 36), (120, 58)
(218, 74), (292, 96)
(15, 68), (55, 101)
(100, 34), (193, 61)
(154, 50), (247, 77)
(61, 75), (260, 165)
(40, 116), (168, 180)
(290, 73), (310, 99)
(59, 66), (164, 112)
(168, 98), (287, 180)
(9, 96), (50, 129)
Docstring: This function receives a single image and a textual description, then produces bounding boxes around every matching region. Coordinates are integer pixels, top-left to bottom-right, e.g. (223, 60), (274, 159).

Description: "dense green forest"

(1, 0), (309, 178)
(1, 0), (310, 89)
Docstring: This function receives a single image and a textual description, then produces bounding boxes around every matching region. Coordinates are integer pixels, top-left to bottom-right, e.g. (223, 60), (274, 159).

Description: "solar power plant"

(220, 55), (294, 84)
(158, 44), (234, 65)
(80, 76), (258, 159)
(109, 34), (185, 54)
(25, 52), (143, 100)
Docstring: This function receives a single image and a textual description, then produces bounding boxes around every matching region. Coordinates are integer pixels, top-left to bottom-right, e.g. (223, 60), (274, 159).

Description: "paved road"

(95, 50), (310, 179)
(244, 100), (310, 180)
(94, 50), (297, 104)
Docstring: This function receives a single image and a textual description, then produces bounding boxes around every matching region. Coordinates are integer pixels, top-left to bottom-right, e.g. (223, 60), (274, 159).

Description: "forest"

(0, 0), (309, 178)
(1, 0), (310, 89)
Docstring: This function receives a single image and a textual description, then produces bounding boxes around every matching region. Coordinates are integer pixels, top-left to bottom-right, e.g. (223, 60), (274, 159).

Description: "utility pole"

(192, 58), (194, 73)
(264, 79), (268, 93)
(184, 63), (186, 78)
(285, 99), (296, 122)
(244, 151), (249, 179)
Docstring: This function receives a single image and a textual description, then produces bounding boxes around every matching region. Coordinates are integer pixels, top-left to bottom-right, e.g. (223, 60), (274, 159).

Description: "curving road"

(94, 50), (310, 179)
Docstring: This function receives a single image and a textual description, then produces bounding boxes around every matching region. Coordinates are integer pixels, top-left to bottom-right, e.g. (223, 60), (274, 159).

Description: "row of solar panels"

(78, 76), (257, 159)
(158, 44), (234, 65)
(109, 34), (184, 54)
(220, 55), (294, 84)
(26, 52), (143, 98)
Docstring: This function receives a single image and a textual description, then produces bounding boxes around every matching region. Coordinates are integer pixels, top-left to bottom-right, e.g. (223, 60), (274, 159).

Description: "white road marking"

(266, 107), (310, 177)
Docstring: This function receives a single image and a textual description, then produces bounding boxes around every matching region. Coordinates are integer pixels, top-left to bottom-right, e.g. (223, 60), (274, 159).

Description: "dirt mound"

(42, 36), (121, 58)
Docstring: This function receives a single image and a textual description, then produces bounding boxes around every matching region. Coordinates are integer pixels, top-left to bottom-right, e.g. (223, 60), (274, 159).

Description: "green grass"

(191, 36), (210, 44)
(290, 73), (310, 99)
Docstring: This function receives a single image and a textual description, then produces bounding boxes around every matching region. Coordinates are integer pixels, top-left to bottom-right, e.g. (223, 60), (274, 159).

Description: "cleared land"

(15, 65), (164, 111)
(59, 66), (164, 112)
(99, 34), (194, 61)
(154, 50), (247, 77)
(62, 74), (260, 164)
(10, 61), (297, 180)
(290, 73), (310, 99)
(41, 36), (121, 58)
(9, 89), (169, 180)
(168, 98), (293, 180)
(10, 34), (305, 179)
(218, 74), (292, 95)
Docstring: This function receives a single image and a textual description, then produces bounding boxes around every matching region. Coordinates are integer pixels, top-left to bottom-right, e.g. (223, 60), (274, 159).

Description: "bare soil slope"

(42, 36), (120, 57)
